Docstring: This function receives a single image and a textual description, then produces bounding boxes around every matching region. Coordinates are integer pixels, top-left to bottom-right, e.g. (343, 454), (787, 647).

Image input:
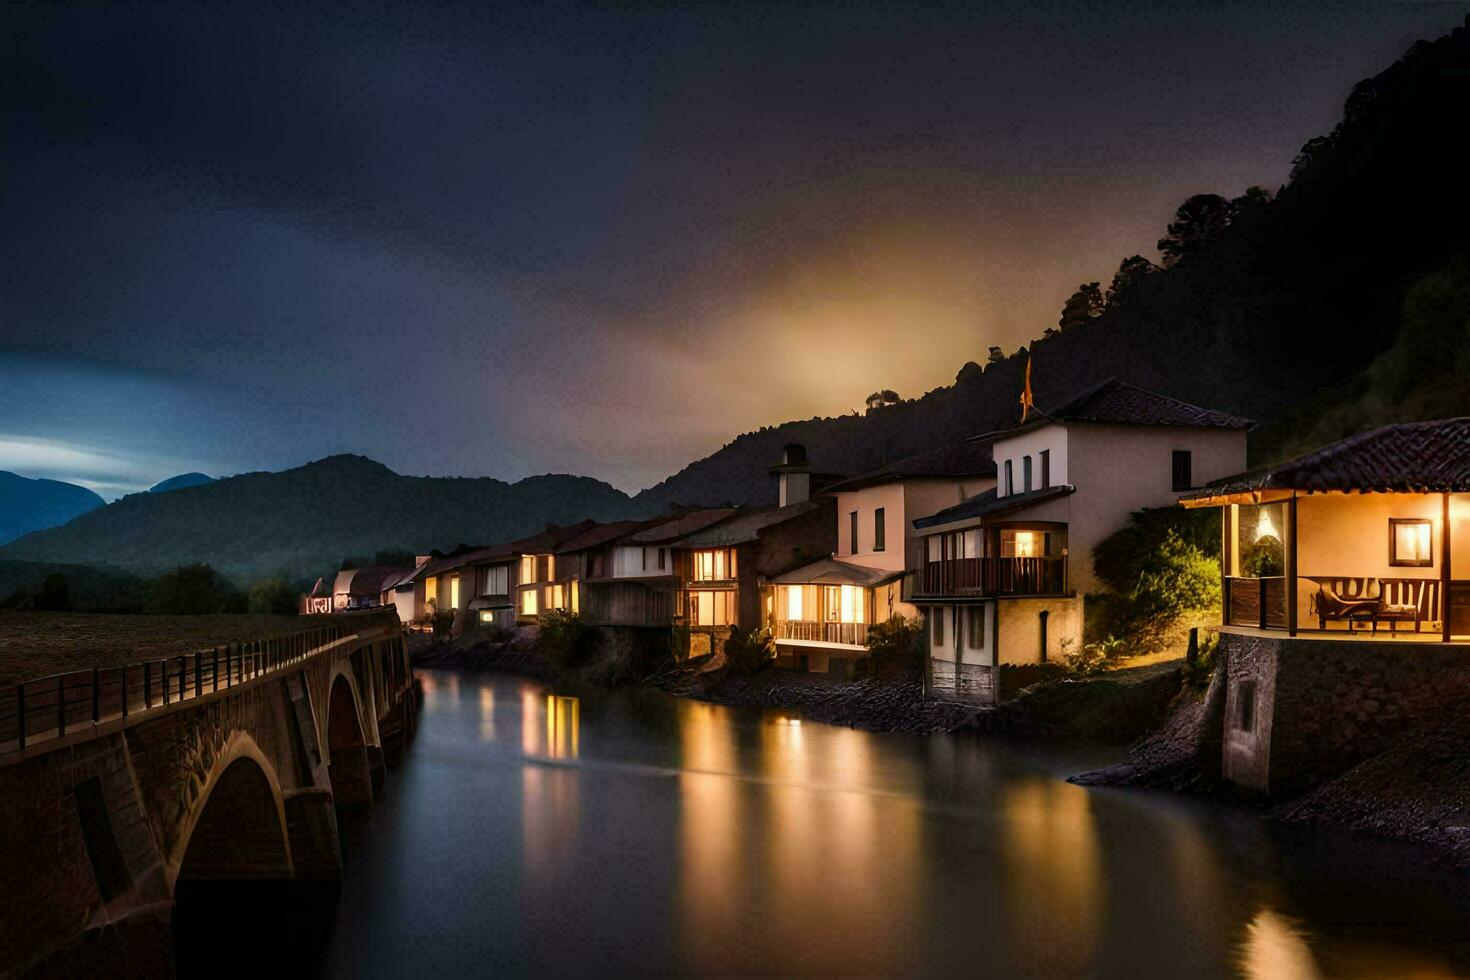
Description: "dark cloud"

(3, 2), (1464, 493)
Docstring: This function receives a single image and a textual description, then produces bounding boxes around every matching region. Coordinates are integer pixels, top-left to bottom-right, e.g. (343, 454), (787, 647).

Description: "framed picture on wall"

(1389, 518), (1433, 567)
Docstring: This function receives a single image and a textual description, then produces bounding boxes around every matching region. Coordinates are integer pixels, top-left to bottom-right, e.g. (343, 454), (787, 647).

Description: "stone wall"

(1219, 630), (1470, 796)
(928, 658), (995, 705)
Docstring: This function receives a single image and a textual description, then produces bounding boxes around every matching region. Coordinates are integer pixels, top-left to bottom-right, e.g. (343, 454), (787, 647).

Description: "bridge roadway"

(0, 609), (416, 976)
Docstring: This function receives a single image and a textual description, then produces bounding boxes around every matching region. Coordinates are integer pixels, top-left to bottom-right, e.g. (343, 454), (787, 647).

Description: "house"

(673, 498), (835, 657)
(330, 564), (415, 612)
(1180, 418), (1470, 641)
(911, 378), (1251, 703)
(764, 436), (997, 675)
(510, 520), (600, 624)
(578, 509), (734, 631)
(301, 576), (332, 615)
(1178, 418), (1470, 794)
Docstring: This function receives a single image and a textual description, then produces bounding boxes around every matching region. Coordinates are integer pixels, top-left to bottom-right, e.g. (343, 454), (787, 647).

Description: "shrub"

(1089, 511), (1222, 655)
(535, 609), (591, 669)
(1063, 635), (1125, 677)
(431, 609), (456, 638)
(1183, 629), (1220, 692)
(866, 615), (925, 679)
(723, 626), (775, 675)
(1093, 506), (1219, 595)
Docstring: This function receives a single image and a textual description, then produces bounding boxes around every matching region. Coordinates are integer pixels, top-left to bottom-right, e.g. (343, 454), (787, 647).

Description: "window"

(1172, 450), (1193, 491)
(931, 606), (945, 647)
(689, 589), (736, 626)
(967, 606), (986, 649)
(482, 565), (509, 595)
(425, 576), (438, 607)
(1000, 529), (1041, 558)
(1022, 455), (1033, 493)
(658, 548), (667, 570)
(521, 589), (538, 616)
(1234, 680), (1257, 733)
(692, 549), (734, 581)
(1389, 518), (1433, 567)
(785, 585), (804, 620)
(548, 584), (564, 610)
(520, 555), (536, 584)
(1004, 460), (1014, 496)
(546, 555), (556, 581)
(450, 575), (460, 610)
(850, 511), (859, 553)
(874, 508), (886, 552)
(479, 609), (497, 624)
(1040, 449), (1051, 489)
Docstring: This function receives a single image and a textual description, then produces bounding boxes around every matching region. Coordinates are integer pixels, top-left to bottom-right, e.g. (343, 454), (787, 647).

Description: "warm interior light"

(786, 586), (804, 620)
(1255, 510), (1278, 542)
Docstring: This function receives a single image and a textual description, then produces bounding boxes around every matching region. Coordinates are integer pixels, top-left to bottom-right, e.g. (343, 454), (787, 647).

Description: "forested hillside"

(636, 18), (1470, 507)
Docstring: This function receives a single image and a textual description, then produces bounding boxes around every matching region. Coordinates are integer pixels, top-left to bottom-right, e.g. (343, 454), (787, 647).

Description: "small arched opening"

(328, 672), (374, 808)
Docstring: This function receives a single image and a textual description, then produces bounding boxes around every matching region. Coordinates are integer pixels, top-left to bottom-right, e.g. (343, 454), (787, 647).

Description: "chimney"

(769, 443), (810, 507)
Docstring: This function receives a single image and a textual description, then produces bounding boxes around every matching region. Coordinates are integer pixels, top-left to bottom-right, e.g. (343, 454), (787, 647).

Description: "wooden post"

(1443, 492), (1452, 643)
(1287, 494), (1299, 637)
(143, 662), (151, 709)
(213, 648), (220, 692)
(194, 652), (202, 698)
(16, 685), (25, 750)
(1221, 504), (1233, 626)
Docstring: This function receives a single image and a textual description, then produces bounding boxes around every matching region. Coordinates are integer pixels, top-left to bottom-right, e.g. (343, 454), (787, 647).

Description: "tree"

(864, 389), (901, 413)
(1105, 255), (1158, 309)
(986, 346), (1005, 365)
(248, 578), (299, 615)
(33, 573), (71, 612)
(1157, 193), (1234, 266)
(1289, 135), (1336, 182)
(1057, 282), (1104, 332)
(1231, 185), (1274, 212)
(722, 625), (775, 675)
(150, 564), (244, 615)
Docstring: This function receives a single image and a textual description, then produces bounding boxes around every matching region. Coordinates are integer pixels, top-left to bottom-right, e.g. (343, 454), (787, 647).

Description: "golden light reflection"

(478, 687), (495, 742)
(522, 764), (579, 877)
(676, 703), (745, 969)
(1001, 777), (1102, 976)
(520, 690), (580, 759)
(1237, 909), (1321, 980)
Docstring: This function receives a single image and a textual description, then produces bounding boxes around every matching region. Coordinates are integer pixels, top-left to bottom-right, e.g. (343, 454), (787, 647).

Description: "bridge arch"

(170, 732), (293, 890)
(327, 670), (374, 806)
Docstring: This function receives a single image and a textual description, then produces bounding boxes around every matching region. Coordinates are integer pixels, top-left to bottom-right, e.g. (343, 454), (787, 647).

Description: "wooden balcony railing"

(1225, 576), (1288, 629)
(775, 621), (870, 647)
(916, 556), (1068, 598)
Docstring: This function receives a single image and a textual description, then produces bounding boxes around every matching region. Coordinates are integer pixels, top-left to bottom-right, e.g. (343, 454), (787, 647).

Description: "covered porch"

(765, 558), (906, 653)
(1184, 419), (1470, 642)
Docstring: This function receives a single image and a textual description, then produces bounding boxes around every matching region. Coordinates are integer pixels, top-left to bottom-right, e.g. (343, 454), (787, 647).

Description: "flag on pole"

(1019, 355), (1035, 422)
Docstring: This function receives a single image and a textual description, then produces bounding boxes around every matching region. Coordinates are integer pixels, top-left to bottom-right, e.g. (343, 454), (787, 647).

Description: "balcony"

(774, 621), (870, 648)
(917, 556), (1068, 598)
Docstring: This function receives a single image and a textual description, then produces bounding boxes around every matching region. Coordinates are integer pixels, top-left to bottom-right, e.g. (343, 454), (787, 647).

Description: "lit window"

(425, 576), (438, 607)
(1389, 519), (1433, 567)
(479, 609), (496, 624)
(1001, 529), (1040, 558)
(786, 586), (804, 620)
(840, 584), (862, 624)
(693, 550), (732, 581)
(689, 589), (735, 626)
(521, 590), (537, 615)
(450, 575), (460, 609)
(520, 555), (536, 584)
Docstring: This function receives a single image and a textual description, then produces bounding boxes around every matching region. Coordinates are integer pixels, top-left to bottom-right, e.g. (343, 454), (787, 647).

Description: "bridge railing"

(0, 618), (377, 759)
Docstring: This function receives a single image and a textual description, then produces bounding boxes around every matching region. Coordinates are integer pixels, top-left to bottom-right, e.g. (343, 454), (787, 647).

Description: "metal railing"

(774, 621), (870, 647)
(916, 556), (1068, 597)
(0, 619), (368, 759)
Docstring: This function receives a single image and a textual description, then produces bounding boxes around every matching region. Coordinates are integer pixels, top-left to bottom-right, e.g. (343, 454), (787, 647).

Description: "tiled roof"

(822, 436), (997, 493)
(349, 565), (412, 597)
(912, 485), (1075, 529)
(1185, 418), (1470, 498)
(676, 500), (826, 548)
(623, 508), (738, 545)
(1022, 378), (1254, 432)
(554, 520), (643, 555)
(510, 519), (600, 554)
(766, 557), (905, 588)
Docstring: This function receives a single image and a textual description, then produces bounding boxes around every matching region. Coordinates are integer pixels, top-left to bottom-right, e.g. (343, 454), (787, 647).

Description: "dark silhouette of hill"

(635, 17), (1470, 507)
(0, 455), (644, 583)
(0, 472), (105, 545)
(149, 472), (215, 493)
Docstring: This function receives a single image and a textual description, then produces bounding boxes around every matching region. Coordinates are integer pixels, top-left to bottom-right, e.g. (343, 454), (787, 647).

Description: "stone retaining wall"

(1219, 630), (1470, 795)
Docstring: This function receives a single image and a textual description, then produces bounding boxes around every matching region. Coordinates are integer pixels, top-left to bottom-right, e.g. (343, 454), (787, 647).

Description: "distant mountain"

(0, 455), (647, 583)
(0, 472), (105, 545)
(635, 18), (1470, 507)
(149, 472), (215, 493)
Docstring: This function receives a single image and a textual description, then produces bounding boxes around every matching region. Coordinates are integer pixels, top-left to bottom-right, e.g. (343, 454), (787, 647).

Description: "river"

(279, 670), (1470, 976)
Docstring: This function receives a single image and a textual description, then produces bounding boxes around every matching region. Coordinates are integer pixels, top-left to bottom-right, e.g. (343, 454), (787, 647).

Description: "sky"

(3, 1), (1466, 498)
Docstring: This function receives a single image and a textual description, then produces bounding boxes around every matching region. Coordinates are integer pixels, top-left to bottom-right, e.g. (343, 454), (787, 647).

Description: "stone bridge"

(0, 609), (416, 976)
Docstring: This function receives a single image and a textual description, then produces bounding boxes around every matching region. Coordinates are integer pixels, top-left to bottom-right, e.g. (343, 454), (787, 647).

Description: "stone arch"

(327, 671), (374, 807)
(170, 733), (293, 890)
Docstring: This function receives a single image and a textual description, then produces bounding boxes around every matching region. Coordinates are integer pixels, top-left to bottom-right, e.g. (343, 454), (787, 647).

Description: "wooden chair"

(1307, 577), (1380, 630)
(1375, 578), (1440, 633)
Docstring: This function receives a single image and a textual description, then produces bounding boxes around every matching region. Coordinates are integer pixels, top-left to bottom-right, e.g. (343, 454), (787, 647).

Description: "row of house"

(315, 378), (1257, 699)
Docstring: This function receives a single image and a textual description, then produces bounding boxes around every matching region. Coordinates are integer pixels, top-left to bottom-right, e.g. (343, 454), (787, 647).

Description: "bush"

(1089, 509), (1222, 656)
(431, 609), (456, 638)
(1063, 635), (1125, 677)
(535, 609), (591, 669)
(866, 615), (925, 679)
(149, 564), (245, 615)
(1093, 506), (1219, 595)
(248, 578), (298, 615)
(723, 626), (775, 675)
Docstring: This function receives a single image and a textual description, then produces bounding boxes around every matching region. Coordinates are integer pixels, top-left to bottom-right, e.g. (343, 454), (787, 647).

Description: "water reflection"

(1000, 776), (1102, 975)
(520, 691), (581, 759)
(1237, 909), (1320, 980)
(478, 687), (495, 742)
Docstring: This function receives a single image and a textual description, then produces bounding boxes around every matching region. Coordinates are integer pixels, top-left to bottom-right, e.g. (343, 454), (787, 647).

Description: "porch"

(917, 556), (1068, 598)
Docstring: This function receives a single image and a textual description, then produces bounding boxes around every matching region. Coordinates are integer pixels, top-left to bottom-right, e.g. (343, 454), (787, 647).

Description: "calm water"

(281, 671), (1470, 977)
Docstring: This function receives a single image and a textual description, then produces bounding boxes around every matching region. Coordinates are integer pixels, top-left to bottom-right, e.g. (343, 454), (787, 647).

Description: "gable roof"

(554, 520), (643, 555)
(623, 508), (738, 545)
(349, 565), (411, 597)
(912, 484), (1075, 530)
(676, 500), (826, 549)
(1012, 378), (1254, 435)
(766, 557), (905, 588)
(1183, 417), (1470, 501)
(822, 436), (998, 493)
(510, 519), (600, 554)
